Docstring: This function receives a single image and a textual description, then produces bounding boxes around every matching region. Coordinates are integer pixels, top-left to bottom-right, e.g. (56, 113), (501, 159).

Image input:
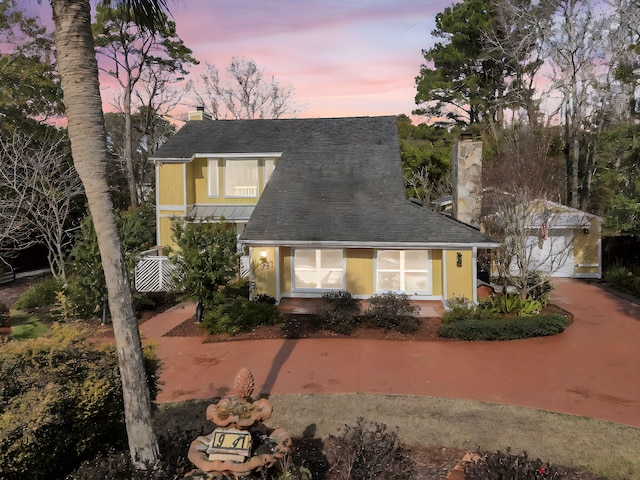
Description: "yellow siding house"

(151, 115), (499, 303)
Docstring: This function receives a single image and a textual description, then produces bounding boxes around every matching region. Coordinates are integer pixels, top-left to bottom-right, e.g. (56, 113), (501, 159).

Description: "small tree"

(481, 127), (571, 298)
(0, 130), (84, 280)
(170, 219), (239, 307)
(93, 2), (197, 207)
(68, 203), (157, 317)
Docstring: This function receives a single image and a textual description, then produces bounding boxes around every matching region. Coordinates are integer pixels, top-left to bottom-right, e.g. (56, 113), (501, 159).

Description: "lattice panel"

(135, 256), (177, 292)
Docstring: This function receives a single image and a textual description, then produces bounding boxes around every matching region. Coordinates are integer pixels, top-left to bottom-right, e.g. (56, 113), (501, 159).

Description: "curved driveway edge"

(143, 278), (640, 428)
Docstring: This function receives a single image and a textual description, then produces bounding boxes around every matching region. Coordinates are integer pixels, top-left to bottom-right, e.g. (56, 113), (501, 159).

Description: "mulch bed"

(162, 303), (572, 343)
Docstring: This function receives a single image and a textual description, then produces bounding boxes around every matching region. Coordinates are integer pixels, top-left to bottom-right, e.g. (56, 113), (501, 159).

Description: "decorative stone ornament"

(186, 368), (291, 478)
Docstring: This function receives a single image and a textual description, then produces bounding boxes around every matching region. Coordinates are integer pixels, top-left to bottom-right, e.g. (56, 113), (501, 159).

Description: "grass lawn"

(266, 394), (640, 480)
(9, 309), (49, 340)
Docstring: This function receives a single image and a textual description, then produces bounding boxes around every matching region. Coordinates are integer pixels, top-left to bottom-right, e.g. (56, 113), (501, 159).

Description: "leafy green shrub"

(365, 292), (421, 333)
(604, 262), (631, 288)
(13, 277), (62, 310)
(465, 448), (561, 479)
(443, 297), (499, 324)
(67, 205), (157, 318)
(49, 290), (79, 322)
(518, 271), (553, 305)
(325, 418), (416, 480)
(0, 325), (160, 480)
(170, 219), (239, 306)
(201, 295), (283, 336)
(255, 293), (277, 304)
(438, 314), (570, 341)
(317, 290), (362, 335)
(223, 277), (251, 298)
(481, 294), (543, 317)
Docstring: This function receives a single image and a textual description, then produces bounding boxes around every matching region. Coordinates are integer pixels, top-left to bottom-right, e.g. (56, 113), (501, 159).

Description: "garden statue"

(186, 367), (292, 479)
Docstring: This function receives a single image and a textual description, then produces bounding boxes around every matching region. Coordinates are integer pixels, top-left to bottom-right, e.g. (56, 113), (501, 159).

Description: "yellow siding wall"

(187, 158), (204, 205)
(346, 249), (374, 295)
(188, 157), (277, 205)
(280, 247), (291, 294)
(158, 214), (183, 249)
(158, 164), (184, 205)
(573, 219), (600, 276)
(251, 247), (277, 297)
(445, 250), (473, 300)
(271, 248), (447, 298)
(431, 250), (443, 296)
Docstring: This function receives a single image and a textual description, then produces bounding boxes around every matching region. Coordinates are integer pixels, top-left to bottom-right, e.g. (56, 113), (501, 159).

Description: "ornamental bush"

(325, 418), (416, 480)
(317, 290), (362, 335)
(201, 293), (283, 336)
(443, 297), (499, 324)
(13, 277), (63, 310)
(365, 292), (421, 334)
(465, 448), (561, 479)
(0, 325), (159, 480)
(438, 314), (570, 341)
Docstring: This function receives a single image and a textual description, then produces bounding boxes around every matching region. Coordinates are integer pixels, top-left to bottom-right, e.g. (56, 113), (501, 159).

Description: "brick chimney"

(451, 135), (482, 228)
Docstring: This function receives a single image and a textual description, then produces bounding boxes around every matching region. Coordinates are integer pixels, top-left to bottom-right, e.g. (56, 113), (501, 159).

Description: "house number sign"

(208, 428), (252, 457)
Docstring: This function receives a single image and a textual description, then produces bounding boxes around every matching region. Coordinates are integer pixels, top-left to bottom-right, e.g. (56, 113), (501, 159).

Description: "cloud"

(26, 0), (451, 119)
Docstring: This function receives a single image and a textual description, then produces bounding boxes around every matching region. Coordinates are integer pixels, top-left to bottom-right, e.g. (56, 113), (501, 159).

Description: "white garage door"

(527, 230), (574, 277)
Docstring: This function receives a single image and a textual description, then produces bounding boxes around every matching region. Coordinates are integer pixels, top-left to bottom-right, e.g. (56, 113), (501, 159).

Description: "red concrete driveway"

(142, 278), (640, 428)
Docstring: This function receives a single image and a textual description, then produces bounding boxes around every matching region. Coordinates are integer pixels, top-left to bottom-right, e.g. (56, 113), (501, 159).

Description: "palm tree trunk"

(50, 0), (159, 468)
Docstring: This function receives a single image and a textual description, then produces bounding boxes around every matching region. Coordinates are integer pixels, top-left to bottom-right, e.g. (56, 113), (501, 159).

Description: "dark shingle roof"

(152, 116), (497, 247)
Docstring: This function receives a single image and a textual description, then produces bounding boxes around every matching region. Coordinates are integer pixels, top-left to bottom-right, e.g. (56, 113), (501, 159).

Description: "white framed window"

(294, 249), (344, 289)
(225, 159), (258, 197)
(264, 158), (276, 187)
(376, 250), (431, 294)
(207, 159), (219, 197)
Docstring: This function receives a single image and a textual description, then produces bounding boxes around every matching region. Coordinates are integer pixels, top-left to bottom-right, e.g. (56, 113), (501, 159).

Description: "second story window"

(264, 158), (276, 187)
(207, 159), (219, 197)
(225, 159), (258, 197)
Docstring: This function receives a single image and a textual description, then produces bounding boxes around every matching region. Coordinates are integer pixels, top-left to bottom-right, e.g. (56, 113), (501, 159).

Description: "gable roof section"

(152, 116), (497, 248)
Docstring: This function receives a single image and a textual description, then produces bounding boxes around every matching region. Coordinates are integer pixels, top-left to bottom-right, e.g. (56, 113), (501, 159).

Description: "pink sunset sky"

(29, 0), (452, 120)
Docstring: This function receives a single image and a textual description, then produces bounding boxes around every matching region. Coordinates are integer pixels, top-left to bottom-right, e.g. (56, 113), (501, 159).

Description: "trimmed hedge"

(201, 295), (283, 336)
(438, 314), (571, 341)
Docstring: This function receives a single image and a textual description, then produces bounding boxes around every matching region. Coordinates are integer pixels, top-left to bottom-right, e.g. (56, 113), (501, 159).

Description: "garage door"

(527, 230), (574, 277)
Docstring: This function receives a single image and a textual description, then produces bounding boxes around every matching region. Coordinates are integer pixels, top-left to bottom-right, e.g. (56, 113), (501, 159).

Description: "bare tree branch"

(193, 57), (304, 119)
(0, 131), (84, 278)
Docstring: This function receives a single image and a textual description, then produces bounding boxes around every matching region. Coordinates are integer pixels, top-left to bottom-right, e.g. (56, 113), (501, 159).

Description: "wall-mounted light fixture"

(582, 227), (590, 235)
(456, 252), (463, 268)
(259, 250), (273, 270)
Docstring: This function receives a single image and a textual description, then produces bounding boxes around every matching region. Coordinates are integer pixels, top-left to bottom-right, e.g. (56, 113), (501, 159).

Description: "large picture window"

(225, 159), (258, 197)
(294, 249), (344, 289)
(376, 250), (431, 294)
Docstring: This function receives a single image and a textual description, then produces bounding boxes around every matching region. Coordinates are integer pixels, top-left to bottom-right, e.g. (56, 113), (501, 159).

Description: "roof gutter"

(240, 240), (501, 249)
(150, 152), (283, 165)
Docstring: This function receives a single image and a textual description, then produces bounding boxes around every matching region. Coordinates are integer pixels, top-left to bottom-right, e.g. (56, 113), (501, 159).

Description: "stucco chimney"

(187, 105), (212, 121)
(452, 136), (482, 228)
